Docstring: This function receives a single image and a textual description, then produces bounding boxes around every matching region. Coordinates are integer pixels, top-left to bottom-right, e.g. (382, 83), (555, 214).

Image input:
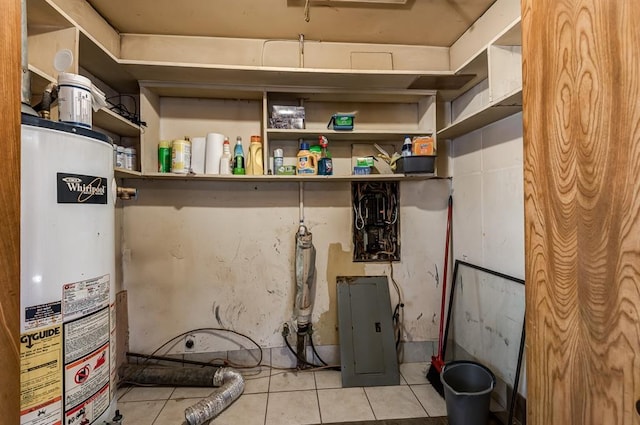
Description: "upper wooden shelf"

(437, 89), (522, 140)
(439, 17), (522, 101)
(124, 61), (473, 92)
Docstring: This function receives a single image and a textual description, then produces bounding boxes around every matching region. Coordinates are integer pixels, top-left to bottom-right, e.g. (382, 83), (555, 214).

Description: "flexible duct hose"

(184, 368), (245, 425)
(120, 365), (244, 425)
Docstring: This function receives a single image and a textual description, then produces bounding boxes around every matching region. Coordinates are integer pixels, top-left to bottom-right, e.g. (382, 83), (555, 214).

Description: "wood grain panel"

(0, 0), (21, 421)
(522, 0), (640, 424)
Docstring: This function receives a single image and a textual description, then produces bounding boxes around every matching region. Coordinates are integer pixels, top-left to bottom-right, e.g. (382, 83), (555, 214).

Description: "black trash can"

(440, 361), (496, 425)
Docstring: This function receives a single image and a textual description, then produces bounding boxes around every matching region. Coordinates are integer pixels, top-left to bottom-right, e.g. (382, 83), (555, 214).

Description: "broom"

(426, 195), (452, 397)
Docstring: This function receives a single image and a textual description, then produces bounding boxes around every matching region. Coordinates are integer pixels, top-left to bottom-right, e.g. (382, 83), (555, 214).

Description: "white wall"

(451, 112), (524, 279)
(450, 112), (526, 400)
(120, 179), (450, 356)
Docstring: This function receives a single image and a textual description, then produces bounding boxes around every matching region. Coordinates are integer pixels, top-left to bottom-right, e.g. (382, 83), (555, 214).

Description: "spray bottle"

(233, 136), (245, 175)
(219, 137), (232, 175)
(318, 135), (333, 175)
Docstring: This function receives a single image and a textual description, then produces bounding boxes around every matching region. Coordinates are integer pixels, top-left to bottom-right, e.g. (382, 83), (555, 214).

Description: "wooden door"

(0, 0), (21, 421)
(522, 0), (640, 423)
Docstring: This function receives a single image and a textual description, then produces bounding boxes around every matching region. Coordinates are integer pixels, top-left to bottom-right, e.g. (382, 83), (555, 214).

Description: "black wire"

(140, 327), (263, 368)
(283, 332), (323, 368)
(308, 331), (328, 366)
(106, 94), (138, 116)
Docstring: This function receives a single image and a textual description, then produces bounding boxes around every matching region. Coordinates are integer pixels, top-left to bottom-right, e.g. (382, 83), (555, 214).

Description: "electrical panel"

(351, 181), (400, 262)
(337, 276), (400, 387)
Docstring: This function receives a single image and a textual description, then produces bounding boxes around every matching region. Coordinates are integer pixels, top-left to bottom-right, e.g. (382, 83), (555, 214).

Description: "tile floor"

(116, 362), (447, 425)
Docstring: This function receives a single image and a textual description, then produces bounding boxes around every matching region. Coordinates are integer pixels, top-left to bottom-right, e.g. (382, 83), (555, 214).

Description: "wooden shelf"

(28, 64), (56, 98)
(437, 89), (522, 140)
(94, 108), (141, 137)
(124, 62), (472, 91)
(79, 32), (138, 94)
(115, 168), (142, 178)
(124, 172), (442, 182)
(267, 129), (432, 141)
(27, 66), (140, 137)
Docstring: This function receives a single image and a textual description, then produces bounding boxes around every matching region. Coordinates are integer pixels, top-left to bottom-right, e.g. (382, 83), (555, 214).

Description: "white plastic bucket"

(58, 72), (92, 128)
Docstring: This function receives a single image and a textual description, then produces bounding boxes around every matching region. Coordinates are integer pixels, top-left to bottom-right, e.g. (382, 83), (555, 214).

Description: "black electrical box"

(351, 181), (400, 262)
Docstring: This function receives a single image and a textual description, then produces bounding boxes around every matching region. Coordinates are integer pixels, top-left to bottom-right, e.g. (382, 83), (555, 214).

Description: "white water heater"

(20, 114), (118, 425)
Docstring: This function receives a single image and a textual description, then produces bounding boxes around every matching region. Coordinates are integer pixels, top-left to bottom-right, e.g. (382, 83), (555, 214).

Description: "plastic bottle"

(246, 135), (264, 175)
(296, 142), (317, 175)
(219, 138), (232, 175)
(318, 135), (333, 176)
(401, 136), (413, 157)
(232, 136), (245, 175)
(273, 148), (284, 175)
(158, 140), (171, 173)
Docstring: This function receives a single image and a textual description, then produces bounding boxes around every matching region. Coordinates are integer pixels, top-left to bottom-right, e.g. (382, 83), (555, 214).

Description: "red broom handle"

(437, 196), (452, 359)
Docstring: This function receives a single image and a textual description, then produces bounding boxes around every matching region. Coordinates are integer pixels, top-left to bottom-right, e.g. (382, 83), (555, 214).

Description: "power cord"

(389, 261), (405, 351)
(106, 94), (146, 127)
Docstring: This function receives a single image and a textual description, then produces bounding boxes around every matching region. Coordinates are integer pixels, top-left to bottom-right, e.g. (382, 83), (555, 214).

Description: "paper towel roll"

(205, 133), (225, 174)
(190, 137), (206, 174)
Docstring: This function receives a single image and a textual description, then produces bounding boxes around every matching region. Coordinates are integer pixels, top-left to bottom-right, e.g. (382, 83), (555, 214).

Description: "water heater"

(20, 114), (118, 425)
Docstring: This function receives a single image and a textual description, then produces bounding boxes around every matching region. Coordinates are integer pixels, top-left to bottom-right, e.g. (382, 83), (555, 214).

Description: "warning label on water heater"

(20, 325), (63, 425)
(63, 307), (110, 424)
(62, 275), (110, 322)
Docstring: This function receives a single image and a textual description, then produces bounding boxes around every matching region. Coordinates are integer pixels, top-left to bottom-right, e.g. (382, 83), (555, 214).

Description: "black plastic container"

(395, 155), (436, 174)
(440, 361), (496, 425)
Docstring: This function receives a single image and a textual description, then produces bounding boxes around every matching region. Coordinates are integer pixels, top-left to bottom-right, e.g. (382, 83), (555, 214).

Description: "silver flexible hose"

(184, 368), (245, 425)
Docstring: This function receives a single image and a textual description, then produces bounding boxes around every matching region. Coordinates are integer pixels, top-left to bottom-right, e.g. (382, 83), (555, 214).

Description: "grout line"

(263, 391), (269, 425)
(362, 387), (378, 420)
(313, 371), (324, 424)
(151, 387), (176, 425)
(407, 384), (430, 418)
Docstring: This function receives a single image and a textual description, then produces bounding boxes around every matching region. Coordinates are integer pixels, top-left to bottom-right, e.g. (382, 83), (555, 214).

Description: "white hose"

(184, 368), (245, 425)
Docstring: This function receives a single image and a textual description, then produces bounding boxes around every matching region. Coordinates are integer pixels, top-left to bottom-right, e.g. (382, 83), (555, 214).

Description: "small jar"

(116, 145), (125, 169)
(124, 147), (136, 170)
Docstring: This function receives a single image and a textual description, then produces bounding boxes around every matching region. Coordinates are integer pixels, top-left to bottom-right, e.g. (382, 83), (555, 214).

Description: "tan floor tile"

(170, 387), (215, 400)
(119, 386), (175, 402)
(242, 367), (271, 394)
(269, 370), (315, 392)
(318, 388), (375, 423)
(314, 370), (342, 390)
(411, 384), (447, 417)
(364, 385), (427, 420)
(400, 362), (430, 385)
(265, 390), (320, 425)
(152, 398), (196, 425)
(213, 393), (267, 425)
(117, 400), (166, 425)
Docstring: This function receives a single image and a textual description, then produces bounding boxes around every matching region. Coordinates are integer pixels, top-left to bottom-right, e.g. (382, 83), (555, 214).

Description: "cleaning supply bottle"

(401, 135), (413, 157)
(233, 136), (245, 175)
(318, 135), (333, 175)
(246, 135), (264, 175)
(219, 137), (232, 175)
(273, 148), (284, 175)
(296, 142), (317, 175)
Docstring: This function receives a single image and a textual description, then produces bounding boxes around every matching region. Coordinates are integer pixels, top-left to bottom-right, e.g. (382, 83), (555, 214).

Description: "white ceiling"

(86, 0), (497, 47)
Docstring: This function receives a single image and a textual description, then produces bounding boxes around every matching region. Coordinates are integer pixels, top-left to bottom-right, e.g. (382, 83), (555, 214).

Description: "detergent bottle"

(246, 135), (264, 175)
(296, 142), (317, 175)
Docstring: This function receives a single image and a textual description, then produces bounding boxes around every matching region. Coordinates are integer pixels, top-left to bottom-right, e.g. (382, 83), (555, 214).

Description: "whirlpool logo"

(57, 173), (108, 204)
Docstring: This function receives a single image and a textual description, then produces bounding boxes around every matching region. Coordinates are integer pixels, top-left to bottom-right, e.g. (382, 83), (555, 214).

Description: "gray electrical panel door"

(337, 276), (400, 387)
